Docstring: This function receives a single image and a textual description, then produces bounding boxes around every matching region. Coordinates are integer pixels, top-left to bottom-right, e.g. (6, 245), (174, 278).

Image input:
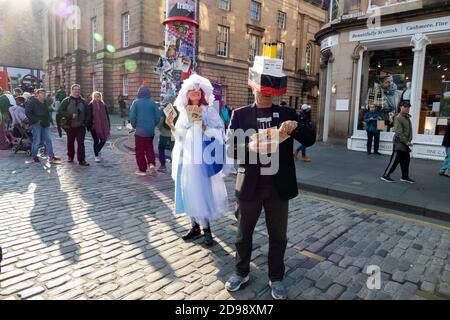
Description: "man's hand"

(248, 141), (274, 154)
(165, 112), (176, 131)
(279, 121), (298, 135)
(407, 142), (413, 147)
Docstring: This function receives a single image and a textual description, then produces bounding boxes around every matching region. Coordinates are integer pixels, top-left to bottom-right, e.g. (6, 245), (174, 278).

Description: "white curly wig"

(174, 74), (215, 108)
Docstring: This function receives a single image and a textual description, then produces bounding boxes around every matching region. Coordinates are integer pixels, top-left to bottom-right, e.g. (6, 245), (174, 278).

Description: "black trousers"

(383, 150), (411, 179)
(367, 131), (380, 154)
(235, 186), (289, 282)
(91, 130), (106, 157)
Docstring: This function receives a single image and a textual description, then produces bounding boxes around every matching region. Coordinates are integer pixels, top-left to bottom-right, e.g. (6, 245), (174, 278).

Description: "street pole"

(155, 0), (199, 106)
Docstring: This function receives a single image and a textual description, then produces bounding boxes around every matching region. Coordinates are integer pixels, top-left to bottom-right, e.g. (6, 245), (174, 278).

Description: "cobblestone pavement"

(0, 135), (449, 300)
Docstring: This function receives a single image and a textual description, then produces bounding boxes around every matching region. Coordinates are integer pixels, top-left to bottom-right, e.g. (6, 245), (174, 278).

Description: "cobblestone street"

(0, 134), (449, 300)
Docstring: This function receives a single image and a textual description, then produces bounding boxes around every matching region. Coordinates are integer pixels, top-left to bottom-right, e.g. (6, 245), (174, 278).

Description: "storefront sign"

(166, 0), (197, 22)
(321, 35), (339, 52)
(349, 16), (450, 42)
(342, 12), (367, 20)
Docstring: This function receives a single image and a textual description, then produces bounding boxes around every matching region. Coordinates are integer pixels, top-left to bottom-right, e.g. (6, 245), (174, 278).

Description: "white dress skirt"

(172, 105), (229, 227)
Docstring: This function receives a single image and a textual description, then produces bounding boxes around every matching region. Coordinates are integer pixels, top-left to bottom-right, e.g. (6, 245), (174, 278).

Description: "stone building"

(0, 1), (45, 90)
(43, 0), (325, 116)
(316, 0), (450, 160)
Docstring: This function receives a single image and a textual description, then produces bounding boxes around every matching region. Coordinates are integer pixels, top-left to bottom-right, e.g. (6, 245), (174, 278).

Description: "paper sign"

(163, 103), (178, 118)
(186, 105), (203, 123)
(438, 118), (449, 126)
(432, 102), (441, 112)
(336, 99), (349, 111)
(250, 127), (290, 154)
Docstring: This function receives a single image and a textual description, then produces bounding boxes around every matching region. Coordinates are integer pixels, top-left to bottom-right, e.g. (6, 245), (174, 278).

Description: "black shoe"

(400, 177), (415, 184)
(374, 152), (382, 155)
(203, 231), (214, 247)
(79, 161), (90, 167)
(381, 176), (395, 183)
(182, 226), (201, 241)
(367, 152), (372, 155)
(68, 158), (74, 163)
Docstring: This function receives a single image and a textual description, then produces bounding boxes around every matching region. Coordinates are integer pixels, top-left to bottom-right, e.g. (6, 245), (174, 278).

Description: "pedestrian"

(13, 87), (23, 98)
(86, 91), (110, 163)
(364, 103), (383, 155)
(381, 101), (415, 184)
(85, 93), (93, 104)
(0, 92), (14, 150)
(25, 88), (61, 164)
(293, 104), (313, 162)
(45, 93), (55, 127)
(220, 104), (231, 129)
(224, 88), (316, 300)
(439, 118), (450, 177)
(118, 94), (127, 118)
(129, 84), (161, 176)
(9, 96), (27, 129)
(57, 84), (91, 166)
(165, 74), (228, 247)
(54, 86), (67, 113)
(157, 105), (177, 173)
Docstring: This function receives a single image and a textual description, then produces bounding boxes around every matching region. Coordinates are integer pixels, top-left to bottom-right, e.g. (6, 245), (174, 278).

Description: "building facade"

(0, 1), (45, 90)
(42, 0), (325, 117)
(316, 0), (450, 160)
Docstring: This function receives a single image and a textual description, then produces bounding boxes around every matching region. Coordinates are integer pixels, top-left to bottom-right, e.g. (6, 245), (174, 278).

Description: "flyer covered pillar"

(155, 0), (199, 105)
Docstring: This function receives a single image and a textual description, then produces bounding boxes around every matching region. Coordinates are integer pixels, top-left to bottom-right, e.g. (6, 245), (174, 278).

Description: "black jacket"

(25, 97), (52, 127)
(227, 104), (316, 201)
(443, 123), (450, 148)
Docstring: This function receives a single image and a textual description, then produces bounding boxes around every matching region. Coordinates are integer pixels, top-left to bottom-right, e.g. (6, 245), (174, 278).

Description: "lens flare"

(125, 59), (137, 73)
(94, 33), (103, 42)
(106, 45), (116, 53)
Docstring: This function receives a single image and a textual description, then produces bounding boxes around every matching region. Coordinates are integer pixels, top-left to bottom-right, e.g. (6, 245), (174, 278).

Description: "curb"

(298, 182), (450, 223)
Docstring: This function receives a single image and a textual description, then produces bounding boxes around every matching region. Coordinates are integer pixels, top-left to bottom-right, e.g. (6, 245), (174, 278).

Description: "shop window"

(369, 0), (418, 9)
(419, 43), (450, 136)
(358, 47), (413, 132)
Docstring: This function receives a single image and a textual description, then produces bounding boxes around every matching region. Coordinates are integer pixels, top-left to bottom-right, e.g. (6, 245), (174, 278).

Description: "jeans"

(235, 186), (289, 282)
(67, 126), (86, 163)
(31, 124), (54, 157)
(158, 136), (173, 167)
(135, 135), (156, 172)
(367, 131), (380, 154)
(384, 150), (411, 179)
(296, 144), (306, 156)
(91, 130), (106, 157)
(440, 147), (450, 174)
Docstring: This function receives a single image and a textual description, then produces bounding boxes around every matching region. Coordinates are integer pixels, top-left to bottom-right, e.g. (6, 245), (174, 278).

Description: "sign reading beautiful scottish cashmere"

(349, 16), (450, 42)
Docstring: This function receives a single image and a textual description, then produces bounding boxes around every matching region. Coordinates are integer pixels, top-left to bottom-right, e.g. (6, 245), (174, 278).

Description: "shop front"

(320, 14), (450, 160)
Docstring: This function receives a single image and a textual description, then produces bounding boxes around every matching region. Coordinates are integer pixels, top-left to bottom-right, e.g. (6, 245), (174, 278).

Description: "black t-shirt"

(256, 107), (275, 188)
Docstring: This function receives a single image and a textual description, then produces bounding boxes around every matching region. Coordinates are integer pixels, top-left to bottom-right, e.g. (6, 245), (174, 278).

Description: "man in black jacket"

(224, 88), (316, 300)
(25, 88), (61, 164)
(439, 118), (450, 177)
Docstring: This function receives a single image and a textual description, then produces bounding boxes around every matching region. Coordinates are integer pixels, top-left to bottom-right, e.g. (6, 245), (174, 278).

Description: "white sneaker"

(135, 171), (147, 177)
(95, 157), (101, 163)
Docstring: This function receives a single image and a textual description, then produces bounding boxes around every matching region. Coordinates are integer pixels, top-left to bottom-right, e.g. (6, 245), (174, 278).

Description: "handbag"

(202, 138), (225, 177)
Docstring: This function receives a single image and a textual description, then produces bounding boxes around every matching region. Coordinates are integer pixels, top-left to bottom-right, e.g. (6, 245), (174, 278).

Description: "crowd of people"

(1, 71), (449, 301)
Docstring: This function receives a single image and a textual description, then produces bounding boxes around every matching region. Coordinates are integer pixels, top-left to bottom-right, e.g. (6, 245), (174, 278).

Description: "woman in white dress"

(165, 74), (229, 246)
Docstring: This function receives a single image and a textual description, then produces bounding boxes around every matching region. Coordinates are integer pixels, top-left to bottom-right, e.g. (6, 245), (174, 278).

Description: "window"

(249, 34), (261, 62)
(329, 0), (339, 22)
(305, 44), (312, 75)
(91, 17), (97, 53)
(250, 1), (261, 21)
(122, 75), (129, 96)
(277, 42), (285, 60)
(218, 0), (231, 11)
(369, 0), (418, 9)
(358, 47), (414, 132)
(418, 43), (450, 136)
(122, 13), (130, 48)
(247, 88), (254, 105)
(277, 11), (286, 30)
(217, 25), (230, 57)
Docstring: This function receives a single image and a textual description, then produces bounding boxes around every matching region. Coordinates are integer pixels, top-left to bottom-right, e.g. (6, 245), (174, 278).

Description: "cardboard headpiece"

(248, 42), (288, 96)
